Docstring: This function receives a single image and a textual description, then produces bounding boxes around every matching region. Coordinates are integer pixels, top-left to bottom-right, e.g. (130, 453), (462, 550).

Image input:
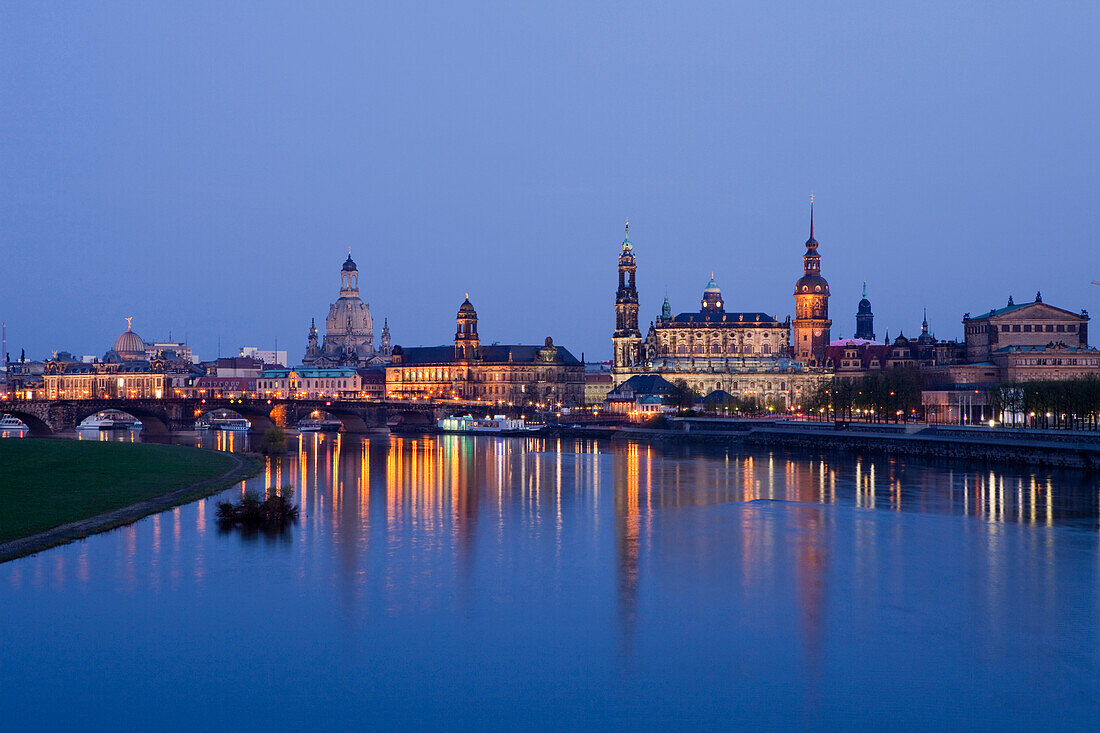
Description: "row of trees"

(990, 375), (1100, 430)
(662, 373), (1100, 429)
(667, 379), (786, 414)
(804, 367), (923, 422)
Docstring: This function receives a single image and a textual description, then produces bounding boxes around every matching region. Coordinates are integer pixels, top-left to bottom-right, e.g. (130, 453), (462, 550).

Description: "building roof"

(993, 343), (1097, 354)
(607, 373), (678, 399)
(824, 342), (891, 370)
(668, 312), (780, 325)
(260, 367), (359, 378)
(702, 389), (737, 405)
(114, 328), (145, 357)
(967, 296), (1085, 321)
(393, 344), (582, 366)
(194, 376), (255, 389)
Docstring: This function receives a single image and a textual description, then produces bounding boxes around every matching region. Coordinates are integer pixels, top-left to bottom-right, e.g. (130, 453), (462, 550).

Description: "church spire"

(805, 195), (818, 251)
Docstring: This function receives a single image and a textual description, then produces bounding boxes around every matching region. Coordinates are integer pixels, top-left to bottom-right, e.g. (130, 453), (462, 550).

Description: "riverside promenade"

(555, 419), (1100, 469)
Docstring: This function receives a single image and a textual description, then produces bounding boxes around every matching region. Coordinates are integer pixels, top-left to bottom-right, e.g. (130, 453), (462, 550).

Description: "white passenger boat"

(0, 414), (28, 431)
(211, 418), (251, 431)
(298, 418), (342, 432)
(79, 411), (141, 430)
(437, 414), (527, 434)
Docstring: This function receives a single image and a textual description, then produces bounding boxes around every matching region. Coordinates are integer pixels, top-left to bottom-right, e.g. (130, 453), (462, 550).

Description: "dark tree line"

(990, 375), (1100, 430)
(805, 367), (923, 422)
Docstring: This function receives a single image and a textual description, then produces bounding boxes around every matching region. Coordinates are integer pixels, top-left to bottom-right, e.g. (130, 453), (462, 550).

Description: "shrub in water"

(217, 486), (299, 529)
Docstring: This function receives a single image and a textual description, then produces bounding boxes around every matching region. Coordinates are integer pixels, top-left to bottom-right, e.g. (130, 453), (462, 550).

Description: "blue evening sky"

(2, 1), (1097, 363)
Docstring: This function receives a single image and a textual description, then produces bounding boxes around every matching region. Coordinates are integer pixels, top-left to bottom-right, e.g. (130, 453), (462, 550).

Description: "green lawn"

(0, 438), (237, 543)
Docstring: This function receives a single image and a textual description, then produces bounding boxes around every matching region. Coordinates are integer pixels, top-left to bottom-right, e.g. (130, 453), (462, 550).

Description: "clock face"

(814, 330), (822, 337)
(716, 301), (722, 308)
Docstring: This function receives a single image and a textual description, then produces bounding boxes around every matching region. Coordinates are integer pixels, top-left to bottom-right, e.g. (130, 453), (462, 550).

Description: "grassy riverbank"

(0, 438), (251, 551)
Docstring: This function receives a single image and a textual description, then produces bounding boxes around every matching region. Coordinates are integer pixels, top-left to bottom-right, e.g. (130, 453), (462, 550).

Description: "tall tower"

(612, 222), (642, 375)
(380, 318), (391, 355)
(455, 295), (480, 361)
(855, 281), (875, 340)
(792, 204), (831, 365)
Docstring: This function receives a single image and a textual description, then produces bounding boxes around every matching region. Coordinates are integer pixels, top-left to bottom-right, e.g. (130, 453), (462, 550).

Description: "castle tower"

(612, 222), (642, 374)
(855, 281), (875, 340)
(455, 295), (480, 361)
(792, 204), (831, 364)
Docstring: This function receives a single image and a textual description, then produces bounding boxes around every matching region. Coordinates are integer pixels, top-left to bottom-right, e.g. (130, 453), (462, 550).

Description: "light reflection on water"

(1, 432), (1099, 728)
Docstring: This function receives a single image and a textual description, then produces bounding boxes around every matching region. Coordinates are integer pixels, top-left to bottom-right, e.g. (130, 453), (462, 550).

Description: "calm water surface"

(2, 431), (1099, 729)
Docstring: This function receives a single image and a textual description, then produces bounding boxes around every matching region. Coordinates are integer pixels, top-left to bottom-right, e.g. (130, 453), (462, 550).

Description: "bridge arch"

(195, 403), (278, 433)
(2, 409), (53, 437)
(71, 405), (171, 436)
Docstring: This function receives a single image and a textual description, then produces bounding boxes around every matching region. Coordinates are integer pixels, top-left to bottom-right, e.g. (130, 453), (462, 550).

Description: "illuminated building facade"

(386, 297), (585, 405)
(44, 321), (199, 398)
(303, 253), (392, 367)
(609, 216), (826, 410)
(44, 364), (182, 400)
(257, 367), (363, 399)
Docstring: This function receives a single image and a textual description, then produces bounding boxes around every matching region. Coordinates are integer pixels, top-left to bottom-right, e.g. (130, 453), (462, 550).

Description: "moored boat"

(78, 411), (141, 430)
(437, 414), (528, 435)
(298, 418), (343, 432)
(0, 414), (29, 431)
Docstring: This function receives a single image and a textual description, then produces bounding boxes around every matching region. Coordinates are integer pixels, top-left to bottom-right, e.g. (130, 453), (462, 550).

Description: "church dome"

(326, 297), (373, 338)
(795, 274), (830, 294)
(703, 275), (720, 293)
(114, 325), (145, 358)
(342, 254), (357, 272)
(458, 296), (477, 317)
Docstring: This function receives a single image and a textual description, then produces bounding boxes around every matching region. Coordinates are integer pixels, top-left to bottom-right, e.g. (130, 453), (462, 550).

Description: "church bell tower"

(792, 203), (831, 365)
(612, 222), (642, 377)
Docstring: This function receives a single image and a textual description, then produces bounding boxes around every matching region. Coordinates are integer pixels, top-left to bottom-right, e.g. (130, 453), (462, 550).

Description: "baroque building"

(45, 320), (200, 399)
(386, 296), (585, 405)
(609, 213), (827, 410)
(303, 253), (392, 367)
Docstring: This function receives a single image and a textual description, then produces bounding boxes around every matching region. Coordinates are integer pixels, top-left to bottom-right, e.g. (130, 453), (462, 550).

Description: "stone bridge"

(3, 397), (470, 437)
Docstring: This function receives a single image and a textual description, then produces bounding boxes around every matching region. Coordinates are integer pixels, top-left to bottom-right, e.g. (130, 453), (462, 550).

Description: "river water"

(2, 431), (1099, 729)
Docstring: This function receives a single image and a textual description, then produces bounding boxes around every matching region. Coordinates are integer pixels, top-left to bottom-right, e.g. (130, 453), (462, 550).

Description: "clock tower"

(792, 204), (831, 365)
